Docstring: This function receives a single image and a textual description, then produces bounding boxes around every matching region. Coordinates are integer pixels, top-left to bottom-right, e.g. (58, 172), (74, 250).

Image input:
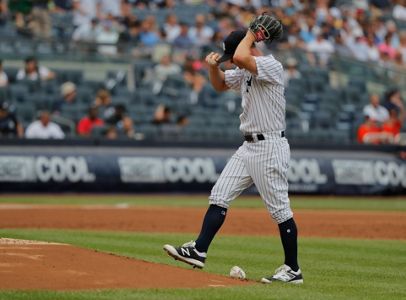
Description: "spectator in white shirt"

(97, 20), (120, 55)
(393, 0), (406, 21)
(150, 55), (181, 94)
(163, 14), (181, 43)
(365, 35), (380, 62)
(348, 36), (369, 62)
(0, 60), (8, 87)
(188, 14), (214, 47)
(363, 94), (389, 123)
(25, 111), (65, 139)
(307, 34), (334, 66)
(99, 0), (122, 18)
(16, 57), (55, 82)
(72, 0), (99, 28)
(72, 18), (101, 42)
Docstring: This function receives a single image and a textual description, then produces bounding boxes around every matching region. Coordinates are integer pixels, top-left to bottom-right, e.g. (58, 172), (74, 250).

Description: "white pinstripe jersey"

(224, 54), (286, 134)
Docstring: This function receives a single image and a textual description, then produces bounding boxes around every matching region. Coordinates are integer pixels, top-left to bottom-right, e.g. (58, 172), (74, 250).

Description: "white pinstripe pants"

(209, 135), (293, 224)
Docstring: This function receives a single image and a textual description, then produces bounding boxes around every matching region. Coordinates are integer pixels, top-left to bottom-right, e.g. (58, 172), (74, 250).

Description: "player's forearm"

(233, 33), (256, 68)
(208, 66), (227, 92)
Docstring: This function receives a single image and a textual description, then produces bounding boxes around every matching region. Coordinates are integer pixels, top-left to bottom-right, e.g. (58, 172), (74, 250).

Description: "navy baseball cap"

(218, 30), (247, 63)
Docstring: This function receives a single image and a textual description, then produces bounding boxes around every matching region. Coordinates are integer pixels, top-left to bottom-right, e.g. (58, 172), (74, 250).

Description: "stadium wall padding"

(0, 145), (405, 195)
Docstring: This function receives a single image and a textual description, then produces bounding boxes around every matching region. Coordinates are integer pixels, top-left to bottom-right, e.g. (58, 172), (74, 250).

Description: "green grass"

(0, 229), (405, 300)
(0, 195), (405, 211)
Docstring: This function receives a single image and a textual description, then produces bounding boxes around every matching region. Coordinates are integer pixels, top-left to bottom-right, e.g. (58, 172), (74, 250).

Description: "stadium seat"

(91, 125), (108, 138)
(56, 69), (83, 85)
(76, 87), (93, 104)
(0, 87), (9, 102)
(311, 111), (333, 129)
(15, 103), (35, 124)
(9, 84), (29, 104)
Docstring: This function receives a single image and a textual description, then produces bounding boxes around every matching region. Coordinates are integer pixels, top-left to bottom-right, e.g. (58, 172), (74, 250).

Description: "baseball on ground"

(229, 266), (246, 280)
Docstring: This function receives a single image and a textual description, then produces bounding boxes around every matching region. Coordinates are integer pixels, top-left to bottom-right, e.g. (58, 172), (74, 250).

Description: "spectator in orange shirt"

(382, 108), (402, 142)
(77, 106), (104, 137)
(357, 114), (383, 144)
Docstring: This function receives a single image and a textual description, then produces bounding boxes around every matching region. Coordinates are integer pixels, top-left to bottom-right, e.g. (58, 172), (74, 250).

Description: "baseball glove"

(248, 14), (283, 43)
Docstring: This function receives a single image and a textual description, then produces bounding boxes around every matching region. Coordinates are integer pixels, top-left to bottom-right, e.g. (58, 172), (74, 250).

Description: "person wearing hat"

(164, 15), (303, 284)
(52, 81), (77, 114)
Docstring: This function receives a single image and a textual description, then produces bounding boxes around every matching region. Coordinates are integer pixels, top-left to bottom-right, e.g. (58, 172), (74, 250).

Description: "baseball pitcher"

(164, 14), (303, 284)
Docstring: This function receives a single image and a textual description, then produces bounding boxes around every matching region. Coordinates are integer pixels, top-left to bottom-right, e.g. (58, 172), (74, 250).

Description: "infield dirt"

(0, 205), (405, 239)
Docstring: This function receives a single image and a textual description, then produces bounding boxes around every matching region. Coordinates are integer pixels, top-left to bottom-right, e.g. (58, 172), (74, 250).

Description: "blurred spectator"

(283, 57), (301, 86)
(0, 0), (8, 26)
(72, 18), (101, 42)
(72, 0), (99, 28)
(393, 0), (406, 22)
(365, 34), (380, 62)
(383, 89), (405, 121)
(94, 88), (112, 112)
(99, 0), (122, 19)
(348, 35), (370, 62)
(173, 22), (194, 49)
(299, 16), (317, 44)
(97, 20), (120, 55)
(399, 31), (406, 64)
(176, 115), (189, 128)
(0, 60), (8, 87)
(149, 54), (181, 94)
(378, 34), (397, 60)
(0, 102), (23, 138)
(189, 14), (214, 47)
(139, 16), (160, 47)
(77, 106), (104, 137)
(183, 59), (206, 103)
(53, 82), (77, 114)
(105, 126), (118, 139)
(333, 34), (352, 57)
(25, 110), (65, 139)
(28, 0), (51, 38)
(362, 94), (389, 124)
(164, 14), (181, 43)
(357, 114), (384, 144)
(119, 20), (141, 44)
(8, 0), (33, 35)
(104, 104), (135, 138)
(152, 104), (172, 125)
(382, 107), (402, 142)
(307, 34), (334, 66)
(16, 57), (55, 81)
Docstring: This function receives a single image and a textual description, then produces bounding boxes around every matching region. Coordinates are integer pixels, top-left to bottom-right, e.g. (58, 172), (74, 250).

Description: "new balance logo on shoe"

(181, 247), (190, 257)
(261, 264), (303, 284)
(163, 241), (206, 269)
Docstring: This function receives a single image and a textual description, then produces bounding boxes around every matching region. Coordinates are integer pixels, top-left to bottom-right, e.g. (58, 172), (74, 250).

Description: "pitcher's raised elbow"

(232, 54), (246, 66)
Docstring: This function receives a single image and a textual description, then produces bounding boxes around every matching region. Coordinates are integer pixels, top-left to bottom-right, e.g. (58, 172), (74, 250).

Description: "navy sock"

(278, 218), (299, 272)
(195, 205), (227, 253)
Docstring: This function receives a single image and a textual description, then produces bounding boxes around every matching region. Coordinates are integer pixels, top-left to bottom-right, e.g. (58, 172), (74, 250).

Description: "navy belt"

(244, 131), (285, 142)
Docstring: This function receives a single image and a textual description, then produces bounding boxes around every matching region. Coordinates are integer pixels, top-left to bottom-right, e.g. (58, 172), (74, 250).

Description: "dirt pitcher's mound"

(0, 239), (249, 290)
